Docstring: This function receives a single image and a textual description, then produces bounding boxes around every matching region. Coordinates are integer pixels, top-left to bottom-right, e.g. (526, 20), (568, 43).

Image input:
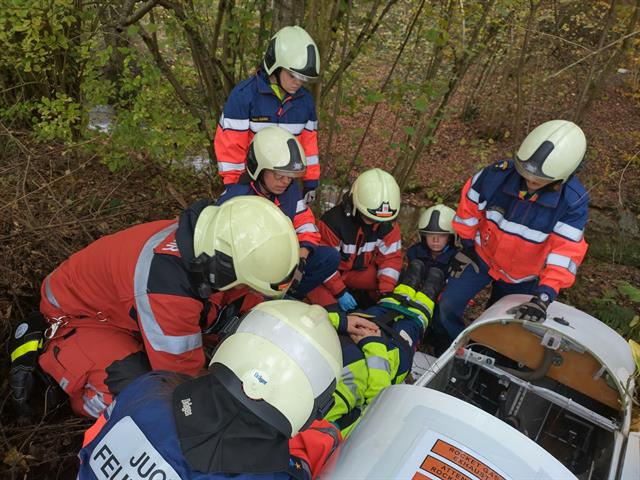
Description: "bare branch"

(546, 29), (640, 80)
(137, 24), (207, 131)
(119, 0), (159, 27)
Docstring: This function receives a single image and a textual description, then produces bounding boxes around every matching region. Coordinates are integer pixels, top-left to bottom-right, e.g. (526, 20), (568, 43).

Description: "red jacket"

(454, 161), (589, 298)
(319, 204), (402, 295)
(40, 200), (261, 376)
(214, 70), (319, 191)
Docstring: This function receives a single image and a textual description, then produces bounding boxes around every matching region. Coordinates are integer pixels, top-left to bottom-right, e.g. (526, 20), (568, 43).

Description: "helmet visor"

(514, 159), (556, 188)
(271, 168), (306, 179)
(268, 264), (298, 298)
(285, 69), (316, 83)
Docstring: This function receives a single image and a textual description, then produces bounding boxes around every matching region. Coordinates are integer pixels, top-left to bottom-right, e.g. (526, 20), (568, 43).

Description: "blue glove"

(337, 291), (358, 311)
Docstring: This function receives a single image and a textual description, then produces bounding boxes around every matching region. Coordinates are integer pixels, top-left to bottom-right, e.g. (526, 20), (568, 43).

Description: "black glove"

(303, 189), (317, 205)
(422, 267), (445, 301)
(287, 257), (308, 297)
(448, 247), (480, 279)
(9, 312), (47, 415)
(507, 295), (550, 322)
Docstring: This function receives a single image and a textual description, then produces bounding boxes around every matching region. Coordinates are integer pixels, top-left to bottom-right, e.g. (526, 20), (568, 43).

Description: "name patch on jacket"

(154, 230), (181, 257)
(250, 116), (270, 122)
(89, 416), (180, 480)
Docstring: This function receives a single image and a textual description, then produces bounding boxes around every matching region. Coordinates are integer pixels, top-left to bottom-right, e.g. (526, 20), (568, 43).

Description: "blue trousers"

(292, 246), (340, 298)
(435, 255), (537, 343)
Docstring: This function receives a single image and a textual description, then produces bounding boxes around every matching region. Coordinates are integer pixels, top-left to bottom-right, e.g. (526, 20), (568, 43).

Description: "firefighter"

(437, 120), (589, 343)
(214, 26), (321, 204)
(36, 196), (299, 417)
(406, 204), (459, 279)
(325, 260), (444, 435)
(310, 168), (403, 311)
(217, 126), (339, 299)
(79, 300), (343, 479)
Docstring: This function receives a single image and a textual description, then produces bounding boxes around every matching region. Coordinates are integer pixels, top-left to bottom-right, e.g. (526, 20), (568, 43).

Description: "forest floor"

(1, 75), (639, 478)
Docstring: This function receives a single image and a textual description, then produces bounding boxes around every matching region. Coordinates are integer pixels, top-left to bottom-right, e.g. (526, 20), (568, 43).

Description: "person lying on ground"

(324, 260), (444, 435)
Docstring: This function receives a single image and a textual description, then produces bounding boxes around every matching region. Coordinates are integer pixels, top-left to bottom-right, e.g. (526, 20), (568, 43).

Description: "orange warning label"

(412, 472), (430, 480)
(421, 456), (472, 480)
(431, 440), (505, 480)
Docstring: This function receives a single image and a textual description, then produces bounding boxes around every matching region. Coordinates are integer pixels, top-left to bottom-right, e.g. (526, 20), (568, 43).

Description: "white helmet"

(263, 26), (320, 81)
(210, 300), (342, 436)
(515, 120), (587, 183)
(193, 197), (299, 298)
(418, 204), (456, 235)
(246, 126), (306, 181)
(350, 168), (401, 222)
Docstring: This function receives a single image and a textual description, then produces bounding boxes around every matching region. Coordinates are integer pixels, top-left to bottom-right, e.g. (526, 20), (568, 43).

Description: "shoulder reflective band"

(11, 339), (44, 362)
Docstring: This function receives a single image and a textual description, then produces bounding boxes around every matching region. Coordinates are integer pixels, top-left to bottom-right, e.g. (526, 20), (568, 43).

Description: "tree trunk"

(272, 0), (305, 30)
(514, 0), (541, 145)
(573, 0), (618, 123)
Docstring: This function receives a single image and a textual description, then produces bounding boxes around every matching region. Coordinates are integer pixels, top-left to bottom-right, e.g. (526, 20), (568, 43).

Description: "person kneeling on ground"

(407, 204), (459, 279)
(25, 197), (298, 418)
(436, 120), (589, 348)
(324, 260), (444, 435)
(79, 300), (343, 479)
(310, 168), (403, 311)
(217, 126), (339, 301)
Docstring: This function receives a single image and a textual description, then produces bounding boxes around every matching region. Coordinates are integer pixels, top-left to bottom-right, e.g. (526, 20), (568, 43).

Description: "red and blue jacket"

(453, 160), (589, 300)
(214, 70), (320, 191)
(40, 200), (261, 377)
(216, 178), (320, 250)
(79, 371), (340, 479)
(319, 205), (402, 295)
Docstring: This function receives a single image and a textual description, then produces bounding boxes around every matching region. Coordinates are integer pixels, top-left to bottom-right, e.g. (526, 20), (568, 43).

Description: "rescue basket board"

(321, 385), (576, 480)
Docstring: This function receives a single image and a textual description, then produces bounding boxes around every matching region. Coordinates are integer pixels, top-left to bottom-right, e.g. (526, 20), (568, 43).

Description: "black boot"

(421, 267), (445, 301)
(398, 259), (427, 291)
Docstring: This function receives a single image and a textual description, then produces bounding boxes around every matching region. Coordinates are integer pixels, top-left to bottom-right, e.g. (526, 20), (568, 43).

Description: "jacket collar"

(175, 199), (214, 266)
(173, 373), (290, 474)
(502, 170), (562, 208)
(255, 69), (305, 100)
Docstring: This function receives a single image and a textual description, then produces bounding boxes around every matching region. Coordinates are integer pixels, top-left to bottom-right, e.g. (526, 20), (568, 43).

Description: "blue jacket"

(78, 372), (309, 480)
(406, 243), (457, 280)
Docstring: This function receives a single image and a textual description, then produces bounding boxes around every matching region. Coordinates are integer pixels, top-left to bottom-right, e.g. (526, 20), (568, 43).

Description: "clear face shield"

(285, 69), (317, 83)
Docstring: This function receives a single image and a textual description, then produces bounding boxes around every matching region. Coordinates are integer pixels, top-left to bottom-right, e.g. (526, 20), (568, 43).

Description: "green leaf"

(424, 29), (439, 43)
(126, 25), (140, 37)
(618, 282), (640, 303)
(414, 96), (428, 112)
(364, 91), (384, 103)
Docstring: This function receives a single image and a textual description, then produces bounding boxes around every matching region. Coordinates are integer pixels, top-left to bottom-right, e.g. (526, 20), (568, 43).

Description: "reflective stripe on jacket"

(216, 179), (320, 249)
(40, 201), (259, 376)
(453, 161), (589, 298)
(79, 372), (330, 479)
(214, 70), (319, 190)
(326, 283), (432, 435)
(318, 205), (402, 295)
